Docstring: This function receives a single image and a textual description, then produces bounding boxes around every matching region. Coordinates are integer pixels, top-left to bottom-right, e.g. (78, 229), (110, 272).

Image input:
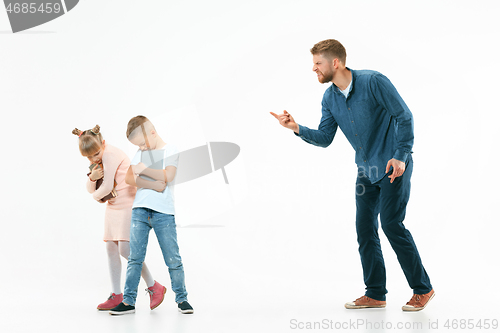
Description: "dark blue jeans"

(355, 156), (432, 301)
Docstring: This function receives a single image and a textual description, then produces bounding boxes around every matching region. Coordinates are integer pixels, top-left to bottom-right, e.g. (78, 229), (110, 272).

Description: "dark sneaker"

(177, 301), (194, 314)
(109, 302), (136, 315)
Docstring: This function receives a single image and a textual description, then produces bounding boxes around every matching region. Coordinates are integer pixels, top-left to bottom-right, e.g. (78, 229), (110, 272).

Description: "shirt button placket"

(349, 105), (363, 162)
(348, 102), (366, 163)
(351, 107), (361, 151)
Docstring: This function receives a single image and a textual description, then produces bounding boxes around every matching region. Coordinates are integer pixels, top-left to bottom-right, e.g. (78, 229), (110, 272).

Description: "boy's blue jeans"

(123, 208), (188, 305)
(355, 156), (432, 301)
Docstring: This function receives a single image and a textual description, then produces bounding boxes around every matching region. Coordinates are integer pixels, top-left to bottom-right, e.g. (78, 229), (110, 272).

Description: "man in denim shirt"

(271, 39), (434, 311)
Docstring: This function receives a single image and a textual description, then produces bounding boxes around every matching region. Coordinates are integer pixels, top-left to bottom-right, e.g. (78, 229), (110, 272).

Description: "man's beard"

(318, 70), (333, 83)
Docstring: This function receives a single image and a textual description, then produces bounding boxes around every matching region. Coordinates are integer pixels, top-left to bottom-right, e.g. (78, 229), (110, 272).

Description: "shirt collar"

(331, 67), (355, 96)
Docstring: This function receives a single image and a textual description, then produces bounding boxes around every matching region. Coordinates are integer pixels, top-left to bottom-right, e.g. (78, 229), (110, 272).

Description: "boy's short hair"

(310, 39), (347, 64)
(126, 115), (155, 139)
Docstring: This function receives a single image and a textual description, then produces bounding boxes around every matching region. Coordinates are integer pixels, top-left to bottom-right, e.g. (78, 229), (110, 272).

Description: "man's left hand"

(386, 158), (405, 183)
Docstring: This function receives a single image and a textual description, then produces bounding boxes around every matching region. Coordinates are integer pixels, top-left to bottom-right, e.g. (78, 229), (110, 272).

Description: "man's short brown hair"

(310, 39), (347, 64)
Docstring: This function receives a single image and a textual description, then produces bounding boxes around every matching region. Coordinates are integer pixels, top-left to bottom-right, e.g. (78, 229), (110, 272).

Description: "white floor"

(2, 196), (498, 333)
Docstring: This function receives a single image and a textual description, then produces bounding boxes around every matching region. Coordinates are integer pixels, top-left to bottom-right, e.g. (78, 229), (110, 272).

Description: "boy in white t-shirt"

(110, 116), (193, 315)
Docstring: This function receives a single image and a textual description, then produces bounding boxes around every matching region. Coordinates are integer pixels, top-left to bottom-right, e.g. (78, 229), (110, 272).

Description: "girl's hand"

(152, 180), (167, 192)
(90, 164), (104, 181)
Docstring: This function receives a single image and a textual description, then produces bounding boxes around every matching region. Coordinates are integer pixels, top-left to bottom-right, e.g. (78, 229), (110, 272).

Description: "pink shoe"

(97, 293), (123, 310)
(146, 281), (166, 310)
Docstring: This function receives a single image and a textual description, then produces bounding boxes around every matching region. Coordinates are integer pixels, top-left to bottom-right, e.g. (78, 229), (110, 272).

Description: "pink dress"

(86, 144), (136, 241)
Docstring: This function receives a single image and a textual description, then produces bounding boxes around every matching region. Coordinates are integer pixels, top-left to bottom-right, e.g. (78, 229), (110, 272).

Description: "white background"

(1, 0), (499, 332)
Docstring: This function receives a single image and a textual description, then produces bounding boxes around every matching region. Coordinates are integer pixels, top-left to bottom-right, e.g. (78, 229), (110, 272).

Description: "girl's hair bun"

(72, 128), (83, 136)
(91, 125), (100, 135)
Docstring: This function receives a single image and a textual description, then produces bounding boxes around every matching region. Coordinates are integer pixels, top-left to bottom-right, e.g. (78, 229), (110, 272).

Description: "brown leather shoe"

(345, 295), (386, 309)
(402, 289), (435, 311)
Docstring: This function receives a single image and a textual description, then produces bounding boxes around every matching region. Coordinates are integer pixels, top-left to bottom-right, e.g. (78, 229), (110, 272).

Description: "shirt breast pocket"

(351, 99), (375, 120)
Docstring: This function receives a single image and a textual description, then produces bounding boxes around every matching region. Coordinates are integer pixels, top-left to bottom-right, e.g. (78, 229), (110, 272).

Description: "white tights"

(106, 241), (155, 294)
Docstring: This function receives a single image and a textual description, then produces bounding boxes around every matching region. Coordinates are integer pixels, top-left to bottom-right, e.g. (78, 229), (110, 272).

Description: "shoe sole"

(345, 304), (386, 309)
(98, 304), (122, 311)
(150, 287), (167, 310)
(178, 308), (194, 314)
(402, 291), (435, 312)
(109, 309), (136, 315)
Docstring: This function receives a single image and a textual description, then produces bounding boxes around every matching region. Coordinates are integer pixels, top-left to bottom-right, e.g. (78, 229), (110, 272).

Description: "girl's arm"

(86, 177), (97, 193)
(92, 151), (121, 201)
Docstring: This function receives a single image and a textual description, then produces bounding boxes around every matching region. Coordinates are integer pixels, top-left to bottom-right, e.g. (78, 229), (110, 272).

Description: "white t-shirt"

(130, 143), (179, 215)
(340, 80), (352, 98)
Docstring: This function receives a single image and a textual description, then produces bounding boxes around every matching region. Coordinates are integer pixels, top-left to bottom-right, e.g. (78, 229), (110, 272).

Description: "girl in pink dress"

(73, 125), (164, 310)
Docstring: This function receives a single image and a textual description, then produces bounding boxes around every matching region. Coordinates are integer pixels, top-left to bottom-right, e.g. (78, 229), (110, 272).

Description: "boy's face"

(128, 127), (156, 150)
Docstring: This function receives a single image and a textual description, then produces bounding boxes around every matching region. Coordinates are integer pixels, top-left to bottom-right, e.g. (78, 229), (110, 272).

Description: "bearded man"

(271, 39), (434, 311)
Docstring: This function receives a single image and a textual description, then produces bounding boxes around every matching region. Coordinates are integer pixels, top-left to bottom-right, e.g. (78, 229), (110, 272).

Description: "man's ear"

(332, 58), (339, 69)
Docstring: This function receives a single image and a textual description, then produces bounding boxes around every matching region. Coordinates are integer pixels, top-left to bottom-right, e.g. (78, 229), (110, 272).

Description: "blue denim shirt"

(296, 69), (414, 183)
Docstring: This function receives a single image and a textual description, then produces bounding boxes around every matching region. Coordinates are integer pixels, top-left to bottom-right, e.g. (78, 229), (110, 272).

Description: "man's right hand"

(270, 110), (300, 133)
